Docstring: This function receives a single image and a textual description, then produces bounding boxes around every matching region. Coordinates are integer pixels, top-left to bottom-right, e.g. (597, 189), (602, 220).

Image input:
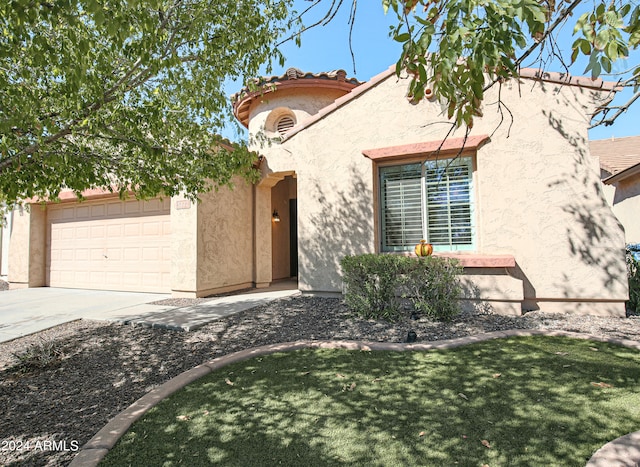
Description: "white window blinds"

(424, 158), (473, 248)
(380, 158), (474, 251)
(380, 164), (423, 250)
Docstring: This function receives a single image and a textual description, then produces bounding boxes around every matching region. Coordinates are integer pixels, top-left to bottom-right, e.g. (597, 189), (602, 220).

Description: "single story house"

(7, 65), (629, 316)
(590, 136), (640, 245)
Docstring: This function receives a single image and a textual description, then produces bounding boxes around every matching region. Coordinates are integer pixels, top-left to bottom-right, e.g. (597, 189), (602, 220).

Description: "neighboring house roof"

(277, 66), (619, 142)
(590, 136), (640, 184)
(231, 68), (362, 127)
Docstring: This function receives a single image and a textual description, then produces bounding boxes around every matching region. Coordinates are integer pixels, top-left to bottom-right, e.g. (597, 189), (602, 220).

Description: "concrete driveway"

(0, 282), (300, 343)
(0, 288), (172, 343)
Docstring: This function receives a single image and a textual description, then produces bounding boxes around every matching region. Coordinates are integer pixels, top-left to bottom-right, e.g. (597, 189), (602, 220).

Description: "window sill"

(433, 253), (516, 268)
(388, 251), (515, 268)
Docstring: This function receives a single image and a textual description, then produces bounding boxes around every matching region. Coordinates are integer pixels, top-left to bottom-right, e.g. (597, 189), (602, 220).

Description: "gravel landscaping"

(1, 285), (639, 466)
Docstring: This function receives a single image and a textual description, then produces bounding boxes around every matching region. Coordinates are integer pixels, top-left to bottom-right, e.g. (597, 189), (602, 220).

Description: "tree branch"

(590, 90), (640, 128)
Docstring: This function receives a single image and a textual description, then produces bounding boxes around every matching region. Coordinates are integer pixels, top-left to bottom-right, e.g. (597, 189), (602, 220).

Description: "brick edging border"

(68, 330), (640, 467)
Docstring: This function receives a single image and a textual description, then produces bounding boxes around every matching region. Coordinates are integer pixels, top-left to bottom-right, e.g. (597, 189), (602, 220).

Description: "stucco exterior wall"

(171, 195), (199, 295)
(171, 179), (255, 298)
(196, 179), (254, 296)
(254, 72), (627, 314)
(8, 204), (46, 288)
(0, 209), (12, 278)
(602, 178), (640, 244)
(248, 87), (349, 140)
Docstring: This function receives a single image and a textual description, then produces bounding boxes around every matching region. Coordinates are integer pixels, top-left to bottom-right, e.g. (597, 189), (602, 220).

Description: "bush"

(11, 338), (65, 372)
(400, 255), (463, 320)
(340, 253), (462, 322)
(627, 244), (640, 316)
(340, 254), (406, 321)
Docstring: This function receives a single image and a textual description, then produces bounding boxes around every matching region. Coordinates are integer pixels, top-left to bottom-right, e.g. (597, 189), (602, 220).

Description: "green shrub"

(340, 253), (462, 322)
(400, 255), (463, 320)
(340, 254), (406, 321)
(627, 244), (640, 316)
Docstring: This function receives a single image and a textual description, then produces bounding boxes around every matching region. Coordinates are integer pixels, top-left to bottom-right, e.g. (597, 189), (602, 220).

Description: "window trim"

(376, 154), (477, 253)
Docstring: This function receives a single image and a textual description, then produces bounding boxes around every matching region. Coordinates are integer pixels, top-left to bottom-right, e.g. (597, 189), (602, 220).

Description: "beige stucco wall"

(253, 72), (627, 314)
(0, 208), (12, 277)
(248, 87), (349, 140)
(196, 179), (254, 295)
(8, 204), (46, 287)
(171, 178), (255, 298)
(170, 195), (199, 294)
(601, 178), (640, 245)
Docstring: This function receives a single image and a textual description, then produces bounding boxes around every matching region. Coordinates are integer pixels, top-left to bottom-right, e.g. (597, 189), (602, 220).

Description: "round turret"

(232, 68), (361, 142)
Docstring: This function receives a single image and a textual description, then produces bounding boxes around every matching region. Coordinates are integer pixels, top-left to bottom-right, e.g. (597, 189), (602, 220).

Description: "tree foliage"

(0, 0), (296, 205)
(382, 0), (640, 128)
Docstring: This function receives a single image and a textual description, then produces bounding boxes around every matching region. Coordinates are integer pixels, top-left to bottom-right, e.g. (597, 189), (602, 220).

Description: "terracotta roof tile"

(232, 67), (361, 127)
(590, 136), (640, 175)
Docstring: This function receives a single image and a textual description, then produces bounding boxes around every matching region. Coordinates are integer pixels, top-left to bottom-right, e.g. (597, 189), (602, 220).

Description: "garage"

(46, 198), (171, 293)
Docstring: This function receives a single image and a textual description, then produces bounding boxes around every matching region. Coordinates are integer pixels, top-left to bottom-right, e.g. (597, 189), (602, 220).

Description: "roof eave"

(603, 161), (640, 184)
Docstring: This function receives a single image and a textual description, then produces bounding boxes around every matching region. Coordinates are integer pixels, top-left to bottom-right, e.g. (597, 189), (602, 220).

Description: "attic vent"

(276, 115), (295, 135)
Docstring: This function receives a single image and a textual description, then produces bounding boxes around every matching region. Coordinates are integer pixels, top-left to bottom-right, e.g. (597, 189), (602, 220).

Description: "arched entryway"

(254, 171), (297, 288)
(271, 175), (298, 281)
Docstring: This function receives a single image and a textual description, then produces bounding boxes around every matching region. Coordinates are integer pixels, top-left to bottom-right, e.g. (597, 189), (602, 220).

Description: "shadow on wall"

(300, 166), (374, 293)
(612, 178), (640, 205)
(543, 107), (627, 300)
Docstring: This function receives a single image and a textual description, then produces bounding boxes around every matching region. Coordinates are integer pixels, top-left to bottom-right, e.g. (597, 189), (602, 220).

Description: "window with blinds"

(379, 158), (474, 251)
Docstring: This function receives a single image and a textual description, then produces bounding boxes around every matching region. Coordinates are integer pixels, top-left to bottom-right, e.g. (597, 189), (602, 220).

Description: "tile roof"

(231, 68), (362, 127)
(590, 136), (640, 174)
(590, 136), (640, 184)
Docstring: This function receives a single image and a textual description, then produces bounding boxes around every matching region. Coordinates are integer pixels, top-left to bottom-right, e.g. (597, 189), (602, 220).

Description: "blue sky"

(228, 1), (639, 142)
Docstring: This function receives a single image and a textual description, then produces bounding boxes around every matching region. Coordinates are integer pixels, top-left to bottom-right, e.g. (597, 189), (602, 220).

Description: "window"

(380, 157), (474, 252)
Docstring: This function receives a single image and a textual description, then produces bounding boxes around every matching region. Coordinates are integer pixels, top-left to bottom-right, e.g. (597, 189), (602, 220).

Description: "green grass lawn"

(101, 336), (640, 466)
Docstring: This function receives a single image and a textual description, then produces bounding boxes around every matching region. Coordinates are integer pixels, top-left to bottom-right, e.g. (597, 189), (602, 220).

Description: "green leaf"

(471, 80), (483, 99)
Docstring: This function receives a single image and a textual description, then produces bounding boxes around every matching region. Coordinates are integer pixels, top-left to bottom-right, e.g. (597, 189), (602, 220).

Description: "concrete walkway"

(0, 283), (299, 343)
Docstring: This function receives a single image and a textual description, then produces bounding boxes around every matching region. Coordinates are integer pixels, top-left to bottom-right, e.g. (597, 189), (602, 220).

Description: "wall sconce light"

(272, 210), (281, 222)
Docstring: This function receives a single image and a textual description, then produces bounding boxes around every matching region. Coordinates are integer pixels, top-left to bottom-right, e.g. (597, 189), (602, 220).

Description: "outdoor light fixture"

(272, 210), (280, 222)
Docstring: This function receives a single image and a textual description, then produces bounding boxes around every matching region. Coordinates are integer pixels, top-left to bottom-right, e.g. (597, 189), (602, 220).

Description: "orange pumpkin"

(414, 239), (433, 257)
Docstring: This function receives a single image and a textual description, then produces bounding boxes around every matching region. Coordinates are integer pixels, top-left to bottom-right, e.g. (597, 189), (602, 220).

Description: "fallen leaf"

(589, 347), (599, 352)
(419, 431), (426, 437)
(349, 382), (356, 391)
(481, 439), (492, 449)
(458, 392), (468, 400)
(225, 378), (234, 386)
(591, 381), (613, 388)
(492, 373), (502, 379)
(177, 415), (190, 421)
(336, 373), (346, 378)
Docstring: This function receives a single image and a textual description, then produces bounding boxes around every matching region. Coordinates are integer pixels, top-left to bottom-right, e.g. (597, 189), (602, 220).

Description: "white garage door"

(47, 198), (171, 293)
